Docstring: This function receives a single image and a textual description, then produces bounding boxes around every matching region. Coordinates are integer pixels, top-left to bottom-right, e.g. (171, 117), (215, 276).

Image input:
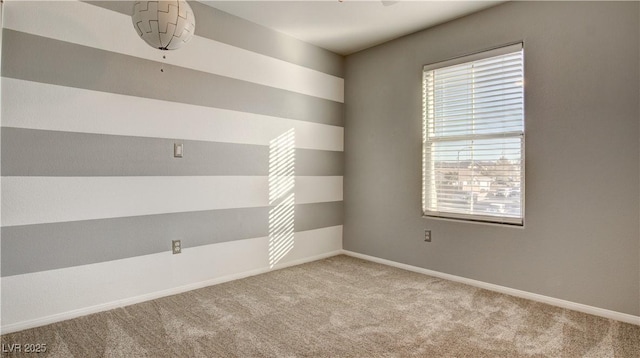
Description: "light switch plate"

(174, 143), (183, 158)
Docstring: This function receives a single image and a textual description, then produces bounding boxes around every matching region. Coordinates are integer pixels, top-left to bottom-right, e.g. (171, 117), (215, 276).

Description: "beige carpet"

(1, 255), (638, 357)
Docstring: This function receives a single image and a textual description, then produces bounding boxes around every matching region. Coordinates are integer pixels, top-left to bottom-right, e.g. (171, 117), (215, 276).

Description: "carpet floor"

(1, 255), (638, 357)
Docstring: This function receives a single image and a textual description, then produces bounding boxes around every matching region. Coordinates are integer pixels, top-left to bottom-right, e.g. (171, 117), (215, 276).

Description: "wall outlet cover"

(172, 240), (182, 254)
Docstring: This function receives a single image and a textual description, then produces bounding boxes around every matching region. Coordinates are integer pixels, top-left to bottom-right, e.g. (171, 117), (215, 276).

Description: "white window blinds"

(422, 43), (524, 225)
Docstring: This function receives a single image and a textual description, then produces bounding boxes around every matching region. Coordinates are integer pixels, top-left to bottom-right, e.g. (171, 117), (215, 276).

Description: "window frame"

(421, 43), (525, 226)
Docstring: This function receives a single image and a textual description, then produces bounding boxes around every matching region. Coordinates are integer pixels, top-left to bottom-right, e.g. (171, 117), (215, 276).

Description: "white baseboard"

(1, 250), (343, 335)
(4, 246), (636, 334)
(1, 226), (344, 334)
(341, 250), (640, 326)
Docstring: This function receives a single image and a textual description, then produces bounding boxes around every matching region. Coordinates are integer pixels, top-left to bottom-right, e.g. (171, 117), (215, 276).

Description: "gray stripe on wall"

(1, 201), (344, 277)
(1, 128), (344, 176)
(83, 1), (134, 16)
(294, 200), (344, 233)
(84, 1), (344, 77)
(296, 148), (344, 176)
(1, 29), (344, 127)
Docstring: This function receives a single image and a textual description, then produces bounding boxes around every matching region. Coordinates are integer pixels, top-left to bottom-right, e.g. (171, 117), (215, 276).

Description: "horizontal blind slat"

(426, 84), (523, 102)
(434, 68), (523, 87)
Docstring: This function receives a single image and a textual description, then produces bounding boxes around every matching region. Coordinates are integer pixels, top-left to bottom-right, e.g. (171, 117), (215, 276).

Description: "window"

(422, 43), (524, 226)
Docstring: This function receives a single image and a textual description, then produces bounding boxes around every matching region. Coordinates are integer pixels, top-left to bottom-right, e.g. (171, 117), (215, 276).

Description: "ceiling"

(202, 1), (506, 55)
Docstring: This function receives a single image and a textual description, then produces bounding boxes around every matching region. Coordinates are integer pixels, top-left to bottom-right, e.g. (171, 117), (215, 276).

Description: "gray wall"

(1, 1), (346, 330)
(1, 1), (344, 277)
(344, 1), (640, 315)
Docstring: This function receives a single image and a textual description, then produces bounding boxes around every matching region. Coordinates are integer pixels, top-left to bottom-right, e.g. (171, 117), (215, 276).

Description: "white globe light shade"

(132, 1), (196, 51)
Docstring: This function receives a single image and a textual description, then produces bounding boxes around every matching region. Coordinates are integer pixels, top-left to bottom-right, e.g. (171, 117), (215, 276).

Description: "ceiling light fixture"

(132, 1), (196, 51)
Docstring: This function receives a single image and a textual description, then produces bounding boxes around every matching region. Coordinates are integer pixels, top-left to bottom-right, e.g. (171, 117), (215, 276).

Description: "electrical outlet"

(424, 230), (431, 242)
(172, 240), (182, 254)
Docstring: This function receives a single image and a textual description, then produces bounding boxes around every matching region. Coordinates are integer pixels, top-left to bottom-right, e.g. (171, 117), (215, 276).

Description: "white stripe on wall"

(0, 225), (343, 332)
(1, 176), (343, 227)
(1, 78), (344, 152)
(2, 0), (344, 103)
(295, 176), (344, 205)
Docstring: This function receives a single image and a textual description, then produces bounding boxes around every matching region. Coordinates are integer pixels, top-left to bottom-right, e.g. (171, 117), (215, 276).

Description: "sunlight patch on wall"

(268, 128), (295, 268)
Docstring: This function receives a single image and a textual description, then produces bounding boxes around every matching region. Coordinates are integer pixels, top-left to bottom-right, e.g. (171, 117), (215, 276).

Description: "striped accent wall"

(0, 0), (344, 332)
